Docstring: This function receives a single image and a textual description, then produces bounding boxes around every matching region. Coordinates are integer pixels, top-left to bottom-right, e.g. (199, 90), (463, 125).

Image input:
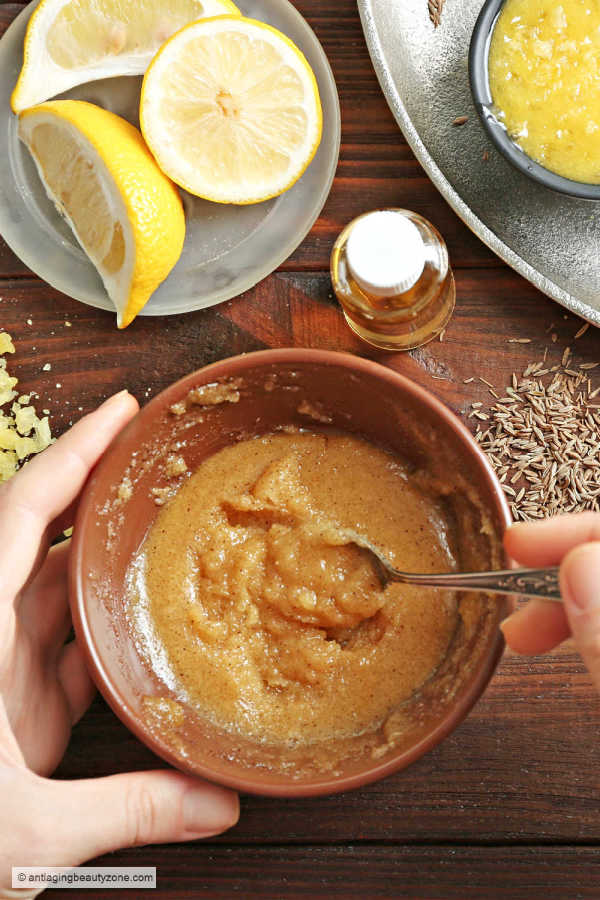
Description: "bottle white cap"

(346, 211), (426, 298)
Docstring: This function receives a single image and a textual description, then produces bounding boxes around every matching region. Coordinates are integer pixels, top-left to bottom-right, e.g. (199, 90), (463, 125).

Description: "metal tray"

(358, 0), (600, 325)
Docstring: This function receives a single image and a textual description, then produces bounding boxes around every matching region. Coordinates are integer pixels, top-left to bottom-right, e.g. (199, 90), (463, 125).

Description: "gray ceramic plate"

(0, 0), (340, 318)
(358, 0), (600, 326)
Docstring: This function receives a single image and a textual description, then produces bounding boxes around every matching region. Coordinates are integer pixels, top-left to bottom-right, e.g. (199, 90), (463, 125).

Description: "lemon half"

(11, 0), (241, 114)
(18, 100), (185, 328)
(140, 16), (323, 204)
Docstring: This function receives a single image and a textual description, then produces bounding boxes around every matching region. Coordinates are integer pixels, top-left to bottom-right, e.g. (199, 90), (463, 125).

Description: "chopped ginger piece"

(0, 450), (17, 481)
(0, 333), (15, 355)
(0, 430), (17, 451)
(15, 405), (38, 435)
(15, 436), (38, 460)
(0, 333), (53, 482)
(0, 369), (18, 407)
(34, 417), (52, 450)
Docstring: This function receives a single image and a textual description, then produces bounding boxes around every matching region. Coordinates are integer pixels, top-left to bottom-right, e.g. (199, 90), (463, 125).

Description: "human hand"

(501, 513), (600, 690)
(0, 392), (239, 897)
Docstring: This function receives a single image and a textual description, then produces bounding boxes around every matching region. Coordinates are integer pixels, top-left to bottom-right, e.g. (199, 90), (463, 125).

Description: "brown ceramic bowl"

(70, 349), (512, 797)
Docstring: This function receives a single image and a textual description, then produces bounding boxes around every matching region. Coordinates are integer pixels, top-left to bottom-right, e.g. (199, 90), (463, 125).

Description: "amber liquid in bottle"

(330, 209), (456, 352)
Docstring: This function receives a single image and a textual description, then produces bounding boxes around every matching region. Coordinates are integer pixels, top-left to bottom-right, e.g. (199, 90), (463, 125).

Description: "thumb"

(561, 541), (600, 693)
(32, 770), (239, 865)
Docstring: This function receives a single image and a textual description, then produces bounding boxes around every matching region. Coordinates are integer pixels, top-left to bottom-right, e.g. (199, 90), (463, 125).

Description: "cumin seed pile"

(468, 344), (600, 522)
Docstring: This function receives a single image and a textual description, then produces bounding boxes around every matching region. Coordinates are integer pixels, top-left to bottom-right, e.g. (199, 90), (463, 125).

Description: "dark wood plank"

(54, 644), (600, 845)
(50, 844), (600, 899)
(0, 279), (267, 433)
(0, 269), (595, 435)
(2, 2), (600, 897)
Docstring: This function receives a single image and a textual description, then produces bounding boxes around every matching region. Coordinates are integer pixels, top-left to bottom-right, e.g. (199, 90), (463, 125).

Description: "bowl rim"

(468, 0), (600, 202)
(69, 348), (513, 797)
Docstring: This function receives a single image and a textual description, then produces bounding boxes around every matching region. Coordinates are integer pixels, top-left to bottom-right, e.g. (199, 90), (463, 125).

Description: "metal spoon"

(347, 533), (562, 602)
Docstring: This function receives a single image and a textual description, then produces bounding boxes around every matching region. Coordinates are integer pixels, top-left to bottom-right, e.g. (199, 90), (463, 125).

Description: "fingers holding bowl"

(0, 391), (139, 601)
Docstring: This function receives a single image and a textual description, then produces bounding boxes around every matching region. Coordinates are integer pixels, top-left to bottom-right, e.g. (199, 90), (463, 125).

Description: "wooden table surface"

(2, 2), (600, 897)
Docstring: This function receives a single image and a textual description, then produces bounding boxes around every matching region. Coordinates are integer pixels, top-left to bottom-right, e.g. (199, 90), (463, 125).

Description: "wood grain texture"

(54, 645), (600, 845)
(0, 271), (596, 433)
(51, 845), (600, 900)
(2, 1), (600, 898)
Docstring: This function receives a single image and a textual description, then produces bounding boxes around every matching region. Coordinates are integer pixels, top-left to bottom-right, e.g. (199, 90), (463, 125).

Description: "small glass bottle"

(330, 209), (456, 351)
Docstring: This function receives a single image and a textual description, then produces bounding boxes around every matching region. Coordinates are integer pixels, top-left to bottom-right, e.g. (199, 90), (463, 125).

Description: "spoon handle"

(395, 567), (562, 601)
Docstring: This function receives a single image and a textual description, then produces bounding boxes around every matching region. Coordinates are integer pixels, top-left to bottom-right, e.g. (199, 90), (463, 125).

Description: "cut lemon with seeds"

(18, 100), (185, 329)
(140, 16), (323, 204)
(11, 0), (241, 114)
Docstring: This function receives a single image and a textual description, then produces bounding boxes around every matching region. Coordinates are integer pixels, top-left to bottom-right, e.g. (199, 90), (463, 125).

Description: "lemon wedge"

(18, 100), (185, 328)
(11, 0), (241, 114)
(140, 16), (323, 204)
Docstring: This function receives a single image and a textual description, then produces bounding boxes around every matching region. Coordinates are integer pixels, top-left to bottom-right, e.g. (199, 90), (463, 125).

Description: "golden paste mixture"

(489, 0), (600, 184)
(127, 431), (460, 747)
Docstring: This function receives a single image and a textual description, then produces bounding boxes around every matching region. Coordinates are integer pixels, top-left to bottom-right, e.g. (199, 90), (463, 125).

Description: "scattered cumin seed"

(575, 323), (590, 339)
(452, 115), (469, 126)
(508, 338), (532, 344)
(428, 0), (445, 27)
(482, 149), (489, 161)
